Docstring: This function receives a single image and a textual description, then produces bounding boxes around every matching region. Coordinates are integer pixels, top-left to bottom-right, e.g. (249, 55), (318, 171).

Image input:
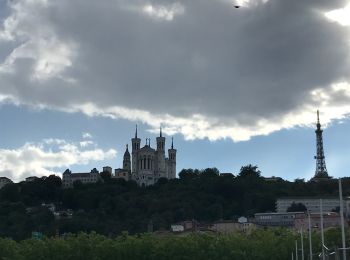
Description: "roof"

(255, 212), (305, 216)
(68, 172), (98, 178)
(140, 145), (155, 153)
(277, 196), (342, 200)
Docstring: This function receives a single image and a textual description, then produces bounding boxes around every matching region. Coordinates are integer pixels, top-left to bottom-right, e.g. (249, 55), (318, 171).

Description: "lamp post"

(308, 211), (312, 260)
(320, 199), (325, 260)
(296, 240), (299, 260)
(301, 228), (304, 260)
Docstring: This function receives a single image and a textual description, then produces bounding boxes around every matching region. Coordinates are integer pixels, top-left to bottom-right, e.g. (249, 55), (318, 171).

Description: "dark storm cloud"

(0, 0), (349, 140)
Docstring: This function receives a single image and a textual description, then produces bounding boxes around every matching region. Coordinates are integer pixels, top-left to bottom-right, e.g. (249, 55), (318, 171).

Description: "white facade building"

(62, 168), (101, 188)
(0, 177), (12, 189)
(115, 127), (177, 186)
(276, 197), (350, 217)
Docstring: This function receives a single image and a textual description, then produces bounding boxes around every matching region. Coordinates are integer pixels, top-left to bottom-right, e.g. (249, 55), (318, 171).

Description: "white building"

(62, 168), (101, 188)
(115, 127), (177, 186)
(255, 212), (305, 227)
(0, 177), (12, 189)
(171, 225), (185, 233)
(276, 197), (350, 217)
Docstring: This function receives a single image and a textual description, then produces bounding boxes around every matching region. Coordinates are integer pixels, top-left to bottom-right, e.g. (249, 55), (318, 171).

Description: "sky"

(0, 0), (350, 182)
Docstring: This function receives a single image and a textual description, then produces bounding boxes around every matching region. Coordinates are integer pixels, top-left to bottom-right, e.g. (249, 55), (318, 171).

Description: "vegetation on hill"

(0, 165), (348, 240)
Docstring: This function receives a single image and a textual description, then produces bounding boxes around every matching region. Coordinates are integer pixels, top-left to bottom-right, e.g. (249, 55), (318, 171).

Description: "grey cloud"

(0, 0), (350, 138)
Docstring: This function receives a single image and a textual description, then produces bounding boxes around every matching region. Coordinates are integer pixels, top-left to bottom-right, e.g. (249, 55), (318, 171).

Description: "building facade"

(276, 197), (350, 217)
(254, 212), (305, 227)
(62, 168), (101, 188)
(116, 126), (177, 186)
(294, 212), (347, 231)
(209, 220), (256, 234)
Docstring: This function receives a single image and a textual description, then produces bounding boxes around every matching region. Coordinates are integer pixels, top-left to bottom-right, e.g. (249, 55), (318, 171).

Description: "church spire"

(171, 137), (174, 149)
(160, 126), (162, 137)
(135, 125), (138, 138)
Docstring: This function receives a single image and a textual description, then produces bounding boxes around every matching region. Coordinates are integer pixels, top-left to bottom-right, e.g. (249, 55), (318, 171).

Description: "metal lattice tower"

(314, 110), (329, 179)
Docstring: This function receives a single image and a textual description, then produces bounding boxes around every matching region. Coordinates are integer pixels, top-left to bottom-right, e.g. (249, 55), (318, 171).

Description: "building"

(170, 220), (198, 233)
(209, 220), (256, 234)
(311, 110), (332, 181)
(115, 126), (177, 186)
(294, 212), (347, 231)
(254, 212), (305, 227)
(62, 168), (101, 188)
(102, 166), (112, 175)
(0, 177), (12, 189)
(276, 197), (350, 217)
(113, 145), (132, 181)
(171, 224), (185, 233)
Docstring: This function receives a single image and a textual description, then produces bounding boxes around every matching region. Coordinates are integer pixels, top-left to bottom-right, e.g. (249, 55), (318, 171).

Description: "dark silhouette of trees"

(287, 202), (307, 212)
(0, 166), (347, 240)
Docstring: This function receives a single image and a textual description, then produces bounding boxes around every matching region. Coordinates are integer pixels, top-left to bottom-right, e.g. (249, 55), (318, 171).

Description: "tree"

(200, 168), (220, 178)
(178, 169), (199, 180)
(287, 202), (307, 212)
(237, 164), (261, 178)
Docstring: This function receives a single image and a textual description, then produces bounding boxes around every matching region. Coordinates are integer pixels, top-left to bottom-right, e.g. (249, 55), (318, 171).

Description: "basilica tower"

(123, 144), (131, 172)
(131, 125), (141, 176)
(167, 137), (177, 179)
(156, 127), (166, 178)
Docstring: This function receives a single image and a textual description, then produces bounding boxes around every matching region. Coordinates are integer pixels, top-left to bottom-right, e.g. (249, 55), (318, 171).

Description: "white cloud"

(0, 0), (77, 79)
(82, 132), (92, 139)
(0, 0), (350, 142)
(325, 3), (350, 26)
(142, 3), (185, 21)
(80, 140), (94, 148)
(0, 139), (117, 182)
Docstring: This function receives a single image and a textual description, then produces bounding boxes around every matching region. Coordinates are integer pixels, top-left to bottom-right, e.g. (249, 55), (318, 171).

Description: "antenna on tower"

(312, 110), (329, 181)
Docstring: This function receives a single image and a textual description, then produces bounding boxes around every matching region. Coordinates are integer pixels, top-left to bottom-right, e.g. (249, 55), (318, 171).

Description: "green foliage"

(0, 230), (297, 260)
(0, 229), (347, 260)
(0, 166), (347, 240)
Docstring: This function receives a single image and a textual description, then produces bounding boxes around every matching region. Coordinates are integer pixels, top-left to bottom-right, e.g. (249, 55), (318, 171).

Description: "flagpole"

(301, 228), (304, 260)
(296, 240), (299, 260)
(320, 199), (325, 260)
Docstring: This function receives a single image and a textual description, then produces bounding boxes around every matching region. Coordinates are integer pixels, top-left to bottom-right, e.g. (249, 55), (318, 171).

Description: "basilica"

(115, 126), (177, 186)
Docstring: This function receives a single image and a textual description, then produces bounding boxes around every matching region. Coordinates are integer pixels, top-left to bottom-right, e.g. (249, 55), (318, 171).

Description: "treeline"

(0, 165), (348, 240)
(0, 229), (346, 260)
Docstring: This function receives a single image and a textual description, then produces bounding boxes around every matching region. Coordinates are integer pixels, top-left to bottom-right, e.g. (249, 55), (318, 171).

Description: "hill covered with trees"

(0, 165), (347, 240)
